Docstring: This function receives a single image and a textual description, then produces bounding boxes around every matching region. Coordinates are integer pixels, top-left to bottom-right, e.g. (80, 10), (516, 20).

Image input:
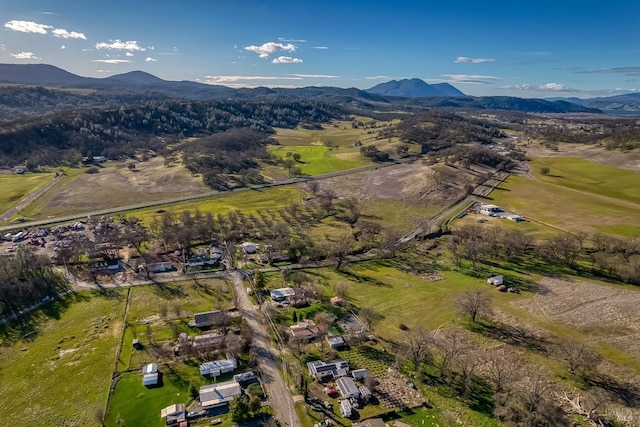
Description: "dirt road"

(229, 271), (301, 427)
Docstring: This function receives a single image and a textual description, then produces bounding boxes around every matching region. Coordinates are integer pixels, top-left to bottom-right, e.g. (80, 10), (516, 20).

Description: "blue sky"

(1, 0), (639, 98)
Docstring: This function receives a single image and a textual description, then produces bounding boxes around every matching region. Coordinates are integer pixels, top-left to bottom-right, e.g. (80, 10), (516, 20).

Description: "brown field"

(21, 157), (207, 219)
(515, 277), (640, 361)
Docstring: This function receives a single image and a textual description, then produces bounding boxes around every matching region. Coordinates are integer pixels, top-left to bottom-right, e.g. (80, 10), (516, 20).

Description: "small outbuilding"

(199, 357), (237, 377)
(326, 335), (346, 349)
(340, 399), (352, 417)
(142, 363), (159, 386)
(488, 275), (504, 286)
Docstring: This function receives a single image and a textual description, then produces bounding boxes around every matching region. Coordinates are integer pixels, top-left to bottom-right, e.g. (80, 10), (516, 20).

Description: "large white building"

(199, 380), (242, 409)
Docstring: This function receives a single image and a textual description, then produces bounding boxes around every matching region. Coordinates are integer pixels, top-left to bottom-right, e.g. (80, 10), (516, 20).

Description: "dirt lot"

(324, 162), (471, 204)
(27, 156), (208, 218)
(515, 277), (640, 359)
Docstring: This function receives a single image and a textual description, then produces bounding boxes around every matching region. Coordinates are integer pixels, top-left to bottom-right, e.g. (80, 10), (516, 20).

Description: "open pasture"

(0, 291), (127, 427)
(267, 144), (371, 176)
(488, 175), (640, 237)
(531, 157), (640, 203)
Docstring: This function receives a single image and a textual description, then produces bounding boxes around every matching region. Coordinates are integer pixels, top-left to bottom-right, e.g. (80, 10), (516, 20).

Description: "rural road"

(230, 271), (301, 427)
(0, 173), (60, 223)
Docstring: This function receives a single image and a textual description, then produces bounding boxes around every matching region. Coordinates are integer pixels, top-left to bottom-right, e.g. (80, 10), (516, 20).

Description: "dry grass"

(514, 277), (640, 362)
(20, 157), (207, 220)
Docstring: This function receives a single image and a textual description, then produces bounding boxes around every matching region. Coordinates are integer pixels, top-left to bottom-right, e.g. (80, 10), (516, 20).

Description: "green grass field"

(0, 291), (127, 427)
(273, 121), (387, 147)
(267, 145), (371, 176)
(531, 157), (640, 203)
(488, 175), (640, 237)
(0, 172), (54, 215)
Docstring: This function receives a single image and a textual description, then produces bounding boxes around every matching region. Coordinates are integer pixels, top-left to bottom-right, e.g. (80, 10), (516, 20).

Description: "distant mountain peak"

(106, 70), (165, 84)
(366, 78), (465, 98)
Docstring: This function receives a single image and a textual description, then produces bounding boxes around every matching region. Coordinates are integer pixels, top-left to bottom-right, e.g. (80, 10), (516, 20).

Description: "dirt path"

(0, 173), (60, 222)
(230, 271), (301, 427)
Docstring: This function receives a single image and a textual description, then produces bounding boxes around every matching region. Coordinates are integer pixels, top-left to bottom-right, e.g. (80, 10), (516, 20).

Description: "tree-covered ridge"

(0, 100), (342, 168)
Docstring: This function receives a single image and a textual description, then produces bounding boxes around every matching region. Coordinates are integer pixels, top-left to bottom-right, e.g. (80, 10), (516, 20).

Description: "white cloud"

(288, 74), (338, 78)
(11, 51), (40, 59)
(96, 69), (112, 73)
(205, 75), (303, 83)
(91, 59), (132, 64)
(96, 40), (145, 51)
(4, 20), (51, 34)
(145, 57), (157, 62)
(125, 52), (133, 57)
(502, 82), (576, 92)
(244, 41), (296, 58)
(60, 45), (66, 50)
(272, 56), (303, 64)
(365, 75), (392, 80)
(278, 37), (307, 43)
(442, 74), (498, 84)
(0, 44), (5, 51)
(52, 28), (86, 39)
(539, 82), (567, 91)
(454, 56), (495, 64)
(312, 46), (328, 50)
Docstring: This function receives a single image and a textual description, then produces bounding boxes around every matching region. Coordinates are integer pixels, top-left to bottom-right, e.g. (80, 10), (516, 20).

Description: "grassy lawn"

(361, 200), (445, 233)
(0, 172), (54, 214)
(531, 157), (640, 203)
(268, 145), (371, 176)
(0, 290), (127, 427)
(106, 366), (216, 427)
(488, 175), (640, 237)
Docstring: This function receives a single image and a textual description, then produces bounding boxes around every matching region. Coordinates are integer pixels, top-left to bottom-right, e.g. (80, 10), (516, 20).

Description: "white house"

(270, 287), (295, 302)
(307, 360), (350, 381)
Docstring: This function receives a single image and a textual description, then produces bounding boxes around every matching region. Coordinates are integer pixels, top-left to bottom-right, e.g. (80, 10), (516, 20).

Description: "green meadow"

(267, 145), (371, 176)
(531, 157), (640, 203)
(0, 172), (54, 215)
(0, 291), (127, 427)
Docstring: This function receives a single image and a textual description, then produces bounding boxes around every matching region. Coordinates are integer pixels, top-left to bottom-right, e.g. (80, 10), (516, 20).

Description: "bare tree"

(555, 338), (601, 377)
(327, 233), (354, 270)
(359, 307), (381, 334)
(482, 346), (521, 393)
(455, 289), (493, 323)
(332, 282), (349, 299)
(303, 180), (321, 197)
(402, 327), (434, 371)
(434, 328), (467, 378)
(93, 406), (106, 427)
(378, 227), (403, 258)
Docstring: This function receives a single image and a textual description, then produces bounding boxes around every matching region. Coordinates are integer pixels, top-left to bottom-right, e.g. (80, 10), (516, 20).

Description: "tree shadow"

(470, 320), (549, 354)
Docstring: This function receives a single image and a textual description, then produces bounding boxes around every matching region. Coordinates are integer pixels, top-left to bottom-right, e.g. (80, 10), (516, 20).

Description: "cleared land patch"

(514, 277), (640, 362)
(0, 291), (127, 427)
(19, 157), (207, 221)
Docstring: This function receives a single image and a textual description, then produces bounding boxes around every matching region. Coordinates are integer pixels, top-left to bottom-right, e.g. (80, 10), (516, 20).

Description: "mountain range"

(0, 63), (622, 114)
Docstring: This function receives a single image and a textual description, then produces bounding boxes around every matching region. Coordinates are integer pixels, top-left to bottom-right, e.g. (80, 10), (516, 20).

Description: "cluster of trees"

(0, 245), (68, 315)
(181, 129), (271, 189)
(425, 145), (522, 171)
(379, 111), (506, 151)
(398, 322), (626, 426)
(527, 117), (640, 151)
(0, 100), (341, 170)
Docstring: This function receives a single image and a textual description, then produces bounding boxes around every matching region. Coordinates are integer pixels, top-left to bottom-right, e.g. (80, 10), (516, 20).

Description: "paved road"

(230, 271), (301, 427)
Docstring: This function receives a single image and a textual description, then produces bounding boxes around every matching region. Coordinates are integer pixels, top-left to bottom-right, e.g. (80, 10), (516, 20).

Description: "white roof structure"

(340, 399), (352, 417)
(199, 357), (237, 377)
(351, 368), (368, 379)
(241, 242), (257, 254)
(307, 360), (350, 379)
(270, 287), (295, 300)
(143, 363), (157, 374)
(142, 363), (159, 386)
(199, 380), (242, 409)
(336, 376), (360, 399)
